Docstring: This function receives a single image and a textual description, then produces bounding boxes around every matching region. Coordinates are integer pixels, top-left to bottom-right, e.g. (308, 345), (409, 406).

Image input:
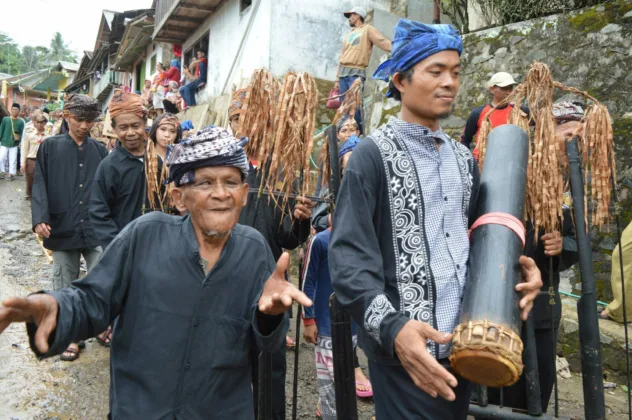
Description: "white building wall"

(183, 0), (272, 97)
(269, 0), (392, 80)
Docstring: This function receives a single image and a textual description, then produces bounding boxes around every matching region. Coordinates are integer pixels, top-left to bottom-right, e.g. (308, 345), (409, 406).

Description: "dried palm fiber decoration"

(235, 70), (319, 218)
(145, 140), (174, 212)
(320, 77), (363, 190)
(235, 69), (280, 165)
(265, 72), (319, 213)
(476, 62), (616, 235)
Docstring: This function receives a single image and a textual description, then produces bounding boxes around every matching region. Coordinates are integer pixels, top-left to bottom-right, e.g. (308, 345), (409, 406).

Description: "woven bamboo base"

(450, 320), (523, 387)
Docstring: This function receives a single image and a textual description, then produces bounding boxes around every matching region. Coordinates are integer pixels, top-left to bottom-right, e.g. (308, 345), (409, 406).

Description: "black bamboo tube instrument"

(451, 125), (529, 387)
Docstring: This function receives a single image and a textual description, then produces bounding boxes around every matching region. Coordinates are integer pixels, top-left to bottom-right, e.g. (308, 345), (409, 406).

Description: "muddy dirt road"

(0, 176), (628, 419)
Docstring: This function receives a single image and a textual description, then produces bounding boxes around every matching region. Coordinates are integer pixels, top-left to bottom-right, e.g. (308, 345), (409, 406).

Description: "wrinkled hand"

(0, 294), (58, 354)
(303, 324), (318, 344)
(34, 223), (51, 238)
(394, 320), (458, 401)
(516, 256), (543, 321)
(293, 197), (315, 221)
(541, 231), (562, 257)
(258, 252), (313, 316)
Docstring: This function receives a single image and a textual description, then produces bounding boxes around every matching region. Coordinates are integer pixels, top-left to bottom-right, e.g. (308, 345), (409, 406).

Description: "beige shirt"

(338, 24), (392, 74)
(21, 130), (48, 167)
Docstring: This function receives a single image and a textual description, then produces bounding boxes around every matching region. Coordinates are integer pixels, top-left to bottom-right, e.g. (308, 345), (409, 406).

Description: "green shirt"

(0, 116), (25, 148)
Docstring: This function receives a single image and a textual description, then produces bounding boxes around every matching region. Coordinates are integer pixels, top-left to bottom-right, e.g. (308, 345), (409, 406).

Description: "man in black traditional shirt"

(0, 127), (312, 419)
(230, 90), (314, 420)
(31, 94), (107, 361)
(90, 90), (150, 250)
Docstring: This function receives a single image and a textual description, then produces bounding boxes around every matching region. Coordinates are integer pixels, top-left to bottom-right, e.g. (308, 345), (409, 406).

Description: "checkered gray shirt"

(391, 119), (470, 359)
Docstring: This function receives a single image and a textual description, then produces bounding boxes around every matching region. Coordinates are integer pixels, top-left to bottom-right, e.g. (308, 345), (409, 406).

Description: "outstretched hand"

(0, 294), (58, 354)
(258, 252), (313, 316)
(515, 256), (543, 321)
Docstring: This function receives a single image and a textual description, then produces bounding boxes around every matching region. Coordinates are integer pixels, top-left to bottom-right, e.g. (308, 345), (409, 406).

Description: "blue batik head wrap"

(373, 20), (463, 97)
(170, 59), (181, 68)
(339, 135), (360, 159)
(181, 120), (194, 131)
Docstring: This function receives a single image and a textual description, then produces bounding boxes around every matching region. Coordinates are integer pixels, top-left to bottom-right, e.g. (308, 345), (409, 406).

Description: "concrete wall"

(183, 0), (272, 98)
(269, 0), (392, 80)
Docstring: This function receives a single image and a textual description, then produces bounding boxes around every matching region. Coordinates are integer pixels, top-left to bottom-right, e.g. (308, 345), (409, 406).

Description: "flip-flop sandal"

(60, 346), (80, 362)
(96, 327), (112, 348)
(286, 336), (296, 350)
(356, 381), (374, 398)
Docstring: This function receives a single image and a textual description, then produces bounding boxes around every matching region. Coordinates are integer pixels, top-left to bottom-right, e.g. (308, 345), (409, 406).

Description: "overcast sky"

(2, 0), (152, 57)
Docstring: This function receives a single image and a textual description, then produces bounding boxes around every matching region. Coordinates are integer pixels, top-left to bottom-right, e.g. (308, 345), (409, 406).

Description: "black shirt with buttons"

(31, 133), (108, 251)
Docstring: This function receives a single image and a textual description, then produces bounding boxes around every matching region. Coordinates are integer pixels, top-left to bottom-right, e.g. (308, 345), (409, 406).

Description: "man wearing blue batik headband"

(330, 20), (543, 419)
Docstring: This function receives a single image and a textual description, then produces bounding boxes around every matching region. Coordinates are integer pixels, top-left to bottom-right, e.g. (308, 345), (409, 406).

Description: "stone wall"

(368, 1), (632, 302)
(451, 1), (632, 302)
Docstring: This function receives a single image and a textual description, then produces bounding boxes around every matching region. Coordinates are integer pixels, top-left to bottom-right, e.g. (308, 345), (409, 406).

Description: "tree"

(48, 32), (76, 63)
(21, 46), (49, 73)
(0, 32), (24, 75)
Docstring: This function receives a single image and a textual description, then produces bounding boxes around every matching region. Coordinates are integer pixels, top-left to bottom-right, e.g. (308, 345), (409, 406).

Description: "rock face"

(368, 1), (632, 303)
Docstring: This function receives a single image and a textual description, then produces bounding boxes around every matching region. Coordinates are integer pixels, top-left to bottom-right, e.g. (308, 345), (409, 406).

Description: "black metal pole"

(291, 259), (303, 420)
(327, 125), (341, 200)
(330, 295), (358, 420)
(550, 257), (559, 418)
(291, 171), (306, 420)
(565, 137), (606, 420)
(468, 404), (563, 420)
(252, 159), (274, 420)
(523, 313), (543, 416)
(478, 385), (489, 407)
(258, 351), (273, 420)
(612, 175), (632, 420)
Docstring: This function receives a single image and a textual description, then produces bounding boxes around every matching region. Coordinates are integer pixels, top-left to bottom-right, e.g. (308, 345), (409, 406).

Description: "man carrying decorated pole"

(229, 86), (315, 420)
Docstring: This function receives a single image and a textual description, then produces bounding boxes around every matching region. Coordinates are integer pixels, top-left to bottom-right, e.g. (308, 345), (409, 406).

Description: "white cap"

(344, 7), (367, 19)
(488, 72), (517, 88)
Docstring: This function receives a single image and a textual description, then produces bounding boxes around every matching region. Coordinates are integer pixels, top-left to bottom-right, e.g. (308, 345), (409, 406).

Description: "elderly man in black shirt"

(31, 94), (107, 361)
(0, 126), (312, 419)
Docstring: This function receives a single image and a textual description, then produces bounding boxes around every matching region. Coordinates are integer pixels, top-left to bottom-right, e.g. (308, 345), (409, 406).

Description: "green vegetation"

(0, 31), (76, 76)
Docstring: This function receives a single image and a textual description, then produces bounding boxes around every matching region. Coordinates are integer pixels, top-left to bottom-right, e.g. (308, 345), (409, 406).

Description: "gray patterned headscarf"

(166, 126), (249, 186)
(552, 101), (585, 123)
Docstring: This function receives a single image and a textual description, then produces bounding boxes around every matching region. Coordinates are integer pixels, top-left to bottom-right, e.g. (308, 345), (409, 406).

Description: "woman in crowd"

(145, 113), (182, 213)
(151, 63), (166, 116)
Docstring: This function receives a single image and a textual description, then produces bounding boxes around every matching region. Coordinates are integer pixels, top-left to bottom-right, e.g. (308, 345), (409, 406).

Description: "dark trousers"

(369, 359), (471, 420)
(179, 78), (204, 107)
(339, 75), (365, 135)
(25, 158), (36, 197)
(483, 327), (559, 414)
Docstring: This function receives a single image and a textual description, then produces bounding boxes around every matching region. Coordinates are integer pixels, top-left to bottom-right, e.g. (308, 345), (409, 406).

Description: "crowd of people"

(0, 7), (625, 420)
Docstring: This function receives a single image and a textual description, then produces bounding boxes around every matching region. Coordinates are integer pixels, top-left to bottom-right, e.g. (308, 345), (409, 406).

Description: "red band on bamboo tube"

(469, 212), (526, 248)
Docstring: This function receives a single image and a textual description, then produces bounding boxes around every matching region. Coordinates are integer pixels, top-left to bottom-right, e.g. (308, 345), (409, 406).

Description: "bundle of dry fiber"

(264, 72), (319, 212)
(320, 77), (363, 190)
(476, 62), (616, 235)
(235, 69), (280, 164)
(235, 70), (319, 216)
(145, 140), (173, 212)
